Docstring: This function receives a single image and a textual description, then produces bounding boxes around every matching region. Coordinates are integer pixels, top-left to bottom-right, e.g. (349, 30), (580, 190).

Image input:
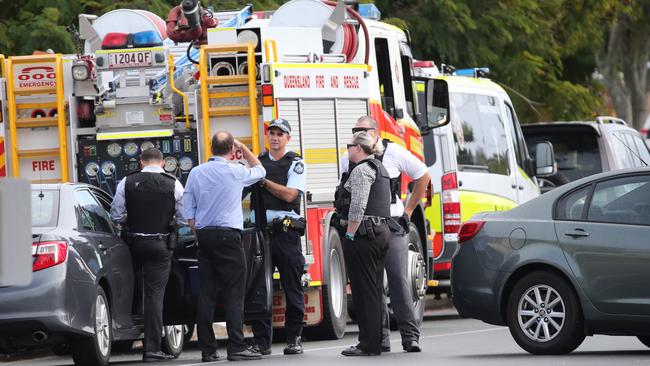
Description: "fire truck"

(0, 0), (448, 341)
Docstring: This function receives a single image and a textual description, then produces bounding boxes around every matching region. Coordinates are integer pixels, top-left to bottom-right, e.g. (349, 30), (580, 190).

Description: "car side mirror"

(415, 78), (450, 133)
(535, 141), (556, 177)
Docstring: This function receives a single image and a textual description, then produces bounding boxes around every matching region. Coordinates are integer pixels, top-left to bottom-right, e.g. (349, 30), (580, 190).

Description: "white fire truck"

(0, 0), (448, 340)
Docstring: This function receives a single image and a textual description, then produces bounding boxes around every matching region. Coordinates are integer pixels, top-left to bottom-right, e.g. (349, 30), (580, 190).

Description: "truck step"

(17, 148), (61, 158)
(13, 86), (58, 96)
(208, 106), (250, 117)
(15, 117), (59, 128)
(209, 91), (250, 99)
(206, 75), (249, 85)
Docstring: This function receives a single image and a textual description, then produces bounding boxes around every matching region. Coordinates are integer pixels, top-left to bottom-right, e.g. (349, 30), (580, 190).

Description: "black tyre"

(71, 287), (111, 366)
(637, 336), (650, 348)
(161, 325), (184, 357)
(304, 228), (347, 340)
(506, 271), (585, 355)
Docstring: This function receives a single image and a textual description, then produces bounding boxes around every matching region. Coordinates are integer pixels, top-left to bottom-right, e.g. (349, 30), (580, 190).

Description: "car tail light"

(442, 172), (461, 240)
(102, 32), (129, 50)
(32, 241), (68, 272)
(458, 221), (486, 244)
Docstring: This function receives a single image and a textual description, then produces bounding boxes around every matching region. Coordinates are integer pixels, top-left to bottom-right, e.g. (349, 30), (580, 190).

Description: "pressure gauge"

(85, 162), (99, 177)
(141, 141), (155, 152)
(101, 162), (116, 176)
(179, 157), (193, 171)
(124, 142), (138, 157)
(163, 157), (178, 173)
(127, 159), (139, 172)
(107, 142), (122, 158)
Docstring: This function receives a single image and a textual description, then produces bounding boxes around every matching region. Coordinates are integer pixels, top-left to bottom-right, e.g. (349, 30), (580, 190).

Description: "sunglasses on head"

(352, 127), (375, 134)
(346, 143), (358, 149)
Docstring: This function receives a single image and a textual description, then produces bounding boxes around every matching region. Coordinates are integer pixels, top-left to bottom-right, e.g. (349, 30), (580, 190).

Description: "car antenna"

(612, 133), (648, 167)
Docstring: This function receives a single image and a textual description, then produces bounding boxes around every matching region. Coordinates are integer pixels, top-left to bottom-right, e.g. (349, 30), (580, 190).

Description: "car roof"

(522, 119), (641, 137)
(30, 182), (105, 192)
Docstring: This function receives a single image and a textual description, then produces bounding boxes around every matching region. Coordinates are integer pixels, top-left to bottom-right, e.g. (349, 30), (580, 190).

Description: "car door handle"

(564, 229), (590, 238)
(98, 243), (108, 252)
(518, 185), (524, 190)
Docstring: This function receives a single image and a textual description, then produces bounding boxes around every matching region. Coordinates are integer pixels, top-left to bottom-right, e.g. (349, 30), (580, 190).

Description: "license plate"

(108, 51), (153, 69)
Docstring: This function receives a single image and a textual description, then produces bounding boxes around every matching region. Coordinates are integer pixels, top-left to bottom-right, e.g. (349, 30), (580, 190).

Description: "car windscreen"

(524, 126), (602, 182)
(31, 189), (59, 227)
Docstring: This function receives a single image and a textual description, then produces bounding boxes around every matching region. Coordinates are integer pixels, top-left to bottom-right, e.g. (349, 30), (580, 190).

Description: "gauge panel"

(76, 131), (198, 195)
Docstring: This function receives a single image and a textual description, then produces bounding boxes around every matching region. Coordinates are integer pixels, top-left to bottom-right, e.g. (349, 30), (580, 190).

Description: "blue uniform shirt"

(251, 153), (306, 223)
(184, 157), (266, 230)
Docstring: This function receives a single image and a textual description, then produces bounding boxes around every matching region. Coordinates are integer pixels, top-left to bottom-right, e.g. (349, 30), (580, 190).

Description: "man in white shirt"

(340, 116), (431, 352)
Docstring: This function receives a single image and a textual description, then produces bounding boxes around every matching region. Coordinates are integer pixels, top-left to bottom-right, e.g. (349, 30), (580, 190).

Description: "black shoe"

(201, 350), (220, 362)
(341, 345), (380, 357)
(250, 343), (272, 356)
(283, 336), (303, 355)
(227, 347), (263, 361)
(382, 345), (391, 352)
(403, 340), (421, 352)
(143, 351), (175, 362)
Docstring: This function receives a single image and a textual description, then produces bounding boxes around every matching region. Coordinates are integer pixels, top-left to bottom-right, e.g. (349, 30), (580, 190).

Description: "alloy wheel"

(517, 284), (566, 342)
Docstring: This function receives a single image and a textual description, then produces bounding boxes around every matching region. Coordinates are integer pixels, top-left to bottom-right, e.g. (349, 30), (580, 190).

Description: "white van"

(413, 69), (554, 288)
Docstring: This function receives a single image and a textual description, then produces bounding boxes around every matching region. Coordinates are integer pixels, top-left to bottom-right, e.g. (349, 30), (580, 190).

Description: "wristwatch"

(345, 232), (355, 241)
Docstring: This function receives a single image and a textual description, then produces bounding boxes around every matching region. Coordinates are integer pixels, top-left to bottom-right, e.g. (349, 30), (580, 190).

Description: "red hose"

(322, 1), (369, 65)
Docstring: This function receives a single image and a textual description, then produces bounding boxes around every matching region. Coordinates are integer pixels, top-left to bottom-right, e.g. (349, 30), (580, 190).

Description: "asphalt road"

(5, 312), (650, 366)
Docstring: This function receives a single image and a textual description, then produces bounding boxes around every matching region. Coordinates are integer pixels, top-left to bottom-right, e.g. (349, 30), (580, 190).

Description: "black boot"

(283, 336), (303, 355)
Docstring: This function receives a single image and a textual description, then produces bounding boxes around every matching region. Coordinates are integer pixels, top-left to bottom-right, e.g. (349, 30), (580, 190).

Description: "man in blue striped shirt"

(183, 131), (265, 362)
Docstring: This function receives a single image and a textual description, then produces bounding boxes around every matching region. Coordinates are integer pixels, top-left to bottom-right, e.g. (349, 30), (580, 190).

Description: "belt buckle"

(370, 217), (381, 226)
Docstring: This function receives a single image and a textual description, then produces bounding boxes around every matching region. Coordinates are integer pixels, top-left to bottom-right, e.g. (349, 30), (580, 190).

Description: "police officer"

(340, 116), (431, 352)
(110, 147), (184, 363)
(183, 131), (265, 362)
(250, 118), (306, 356)
(336, 131), (391, 357)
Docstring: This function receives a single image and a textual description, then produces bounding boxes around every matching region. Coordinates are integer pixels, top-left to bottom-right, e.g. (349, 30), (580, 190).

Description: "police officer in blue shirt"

(250, 118), (307, 356)
(183, 131), (265, 362)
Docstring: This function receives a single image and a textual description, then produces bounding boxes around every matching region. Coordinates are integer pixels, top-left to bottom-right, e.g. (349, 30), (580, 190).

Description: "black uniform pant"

(344, 225), (390, 354)
(251, 229), (305, 348)
(196, 229), (247, 355)
(130, 237), (172, 354)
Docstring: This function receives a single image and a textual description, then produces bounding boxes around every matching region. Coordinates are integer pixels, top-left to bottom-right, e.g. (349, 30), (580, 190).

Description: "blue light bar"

(358, 4), (381, 20)
(132, 30), (163, 48)
(453, 67), (490, 78)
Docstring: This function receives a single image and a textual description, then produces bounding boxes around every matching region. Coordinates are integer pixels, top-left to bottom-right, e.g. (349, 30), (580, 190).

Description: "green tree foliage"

(375, 0), (620, 123)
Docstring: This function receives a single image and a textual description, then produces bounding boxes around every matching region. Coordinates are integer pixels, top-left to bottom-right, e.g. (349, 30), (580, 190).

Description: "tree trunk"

(597, 7), (650, 130)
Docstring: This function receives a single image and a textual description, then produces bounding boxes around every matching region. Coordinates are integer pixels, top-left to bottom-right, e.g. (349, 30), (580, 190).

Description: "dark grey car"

(0, 183), (272, 365)
(451, 168), (650, 354)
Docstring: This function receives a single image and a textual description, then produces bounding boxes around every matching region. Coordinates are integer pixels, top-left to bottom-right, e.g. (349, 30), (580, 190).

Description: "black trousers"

(130, 237), (172, 354)
(344, 225), (390, 354)
(196, 229), (247, 355)
(251, 229), (305, 348)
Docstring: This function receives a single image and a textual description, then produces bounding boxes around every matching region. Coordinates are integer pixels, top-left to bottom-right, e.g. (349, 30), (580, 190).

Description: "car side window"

(74, 189), (114, 234)
(587, 175), (650, 226)
(556, 185), (591, 221)
(504, 102), (528, 168)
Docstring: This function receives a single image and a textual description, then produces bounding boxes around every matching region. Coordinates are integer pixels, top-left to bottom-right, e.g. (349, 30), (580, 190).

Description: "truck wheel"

(71, 287), (111, 366)
(305, 228), (347, 340)
(506, 271), (585, 354)
(161, 325), (184, 357)
(408, 223), (426, 327)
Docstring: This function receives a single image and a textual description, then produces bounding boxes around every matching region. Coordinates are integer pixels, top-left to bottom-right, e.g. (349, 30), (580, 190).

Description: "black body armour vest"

(334, 158), (391, 220)
(125, 171), (176, 234)
(377, 139), (402, 204)
(255, 151), (302, 214)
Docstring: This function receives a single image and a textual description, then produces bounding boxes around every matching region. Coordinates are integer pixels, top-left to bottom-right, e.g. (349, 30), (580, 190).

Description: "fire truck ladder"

(5, 54), (69, 182)
(199, 44), (260, 159)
